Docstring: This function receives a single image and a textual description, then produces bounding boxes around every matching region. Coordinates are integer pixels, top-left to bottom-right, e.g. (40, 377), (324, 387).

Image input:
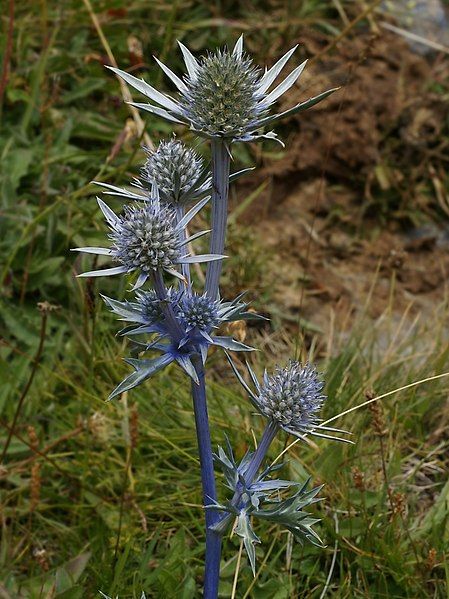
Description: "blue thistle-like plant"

(76, 35), (346, 597)
(107, 36), (339, 144)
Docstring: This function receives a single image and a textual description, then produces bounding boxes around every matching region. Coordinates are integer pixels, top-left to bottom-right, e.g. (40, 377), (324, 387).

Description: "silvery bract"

(107, 35), (338, 144)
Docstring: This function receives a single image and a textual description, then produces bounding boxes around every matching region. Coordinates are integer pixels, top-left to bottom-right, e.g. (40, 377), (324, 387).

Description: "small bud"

(33, 547), (50, 572)
(351, 467), (365, 492)
(426, 548), (437, 570)
(30, 462), (41, 513)
(142, 139), (207, 206)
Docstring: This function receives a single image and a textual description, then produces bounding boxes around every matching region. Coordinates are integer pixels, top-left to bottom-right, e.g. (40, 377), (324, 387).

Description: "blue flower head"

(101, 290), (264, 398)
(228, 358), (351, 443)
(107, 36), (339, 144)
(177, 292), (220, 332)
(73, 193), (222, 289)
(141, 139), (211, 207)
(257, 361), (325, 434)
(110, 202), (181, 273)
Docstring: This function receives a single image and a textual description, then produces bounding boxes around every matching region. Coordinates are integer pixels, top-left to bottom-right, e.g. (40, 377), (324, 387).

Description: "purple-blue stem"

(152, 270), (184, 343)
(205, 139), (230, 300)
(241, 420), (279, 487)
(191, 355), (222, 599)
(175, 205), (191, 287)
(153, 269), (221, 597)
(193, 137), (229, 595)
(216, 420), (279, 530)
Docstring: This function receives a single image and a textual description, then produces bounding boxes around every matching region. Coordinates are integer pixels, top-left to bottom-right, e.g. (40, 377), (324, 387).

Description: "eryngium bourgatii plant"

(75, 36), (350, 599)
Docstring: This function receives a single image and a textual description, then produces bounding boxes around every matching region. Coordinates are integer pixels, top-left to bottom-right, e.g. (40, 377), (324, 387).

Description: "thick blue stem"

(191, 355), (222, 599)
(205, 139), (230, 300)
(152, 270), (184, 343)
(241, 420), (279, 487)
(175, 205), (191, 287)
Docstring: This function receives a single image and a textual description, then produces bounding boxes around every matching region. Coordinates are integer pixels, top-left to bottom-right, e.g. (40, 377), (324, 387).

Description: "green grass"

(1, 1), (449, 597)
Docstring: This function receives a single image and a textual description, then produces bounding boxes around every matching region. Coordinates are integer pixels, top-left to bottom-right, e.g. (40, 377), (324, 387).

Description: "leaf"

(261, 60), (307, 107)
(97, 197), (119, 226)
(153, 56), (188, 93)
(258, 87), (339, 127)
(175, 354), (199, 384)
(108, 354), (174, 399)
(72, 247), (111, 256)
(77, 265), (128, 278)
(55, 551), (91, 593)
(177, 42), (199, 80)
(233, 34), (244, 58)
(106, 66), (181, 113)
(1, 147), (34, 193)
(101, 295), (147, 323)
(61, 79), (105, 104)
(235, 511), (260, 575)
(128, 102), (186, 125)
(212, 336), (254, 352)
(180, 253), (225, 264)
(93, 181), (148, 201)
(176, 195), (209, 229)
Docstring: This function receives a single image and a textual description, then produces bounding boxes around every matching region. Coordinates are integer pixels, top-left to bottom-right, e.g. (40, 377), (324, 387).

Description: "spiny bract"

(108, 36), (339, 144)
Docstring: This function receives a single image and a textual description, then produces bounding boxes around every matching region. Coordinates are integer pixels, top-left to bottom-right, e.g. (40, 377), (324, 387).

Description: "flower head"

(135, 287), (183, 324)
(179, 49), (265, 139)
(177, 292), (220, 332)
(73, 193), (222, 289)
(135, 289), (165, 323)
(141, 139), (211, 206)
(228, 358), (351, 442)
(110, 202), (180, 272)
(107, 36), (339, 144)
(258, 362), (325, 433)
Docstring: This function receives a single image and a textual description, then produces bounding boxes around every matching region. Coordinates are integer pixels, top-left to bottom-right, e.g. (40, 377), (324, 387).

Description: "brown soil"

(235, 29), (449, 344)
(255, 178), (449, 335)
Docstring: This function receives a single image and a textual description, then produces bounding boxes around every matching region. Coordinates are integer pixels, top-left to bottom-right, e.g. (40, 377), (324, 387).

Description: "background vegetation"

(1, 1), (449, 597)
